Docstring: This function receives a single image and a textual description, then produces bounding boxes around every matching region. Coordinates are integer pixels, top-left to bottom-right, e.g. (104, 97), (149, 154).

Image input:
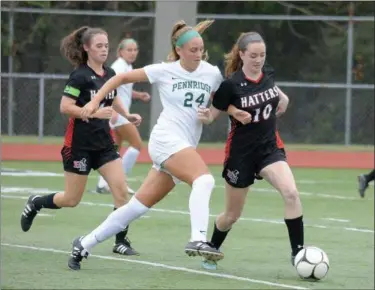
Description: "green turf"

(2, 135), (374, 151)
(1, 161), (374, 289)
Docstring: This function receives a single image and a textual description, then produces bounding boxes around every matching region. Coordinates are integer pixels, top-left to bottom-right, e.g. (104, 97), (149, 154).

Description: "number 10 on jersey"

(183, 92), (205, 107)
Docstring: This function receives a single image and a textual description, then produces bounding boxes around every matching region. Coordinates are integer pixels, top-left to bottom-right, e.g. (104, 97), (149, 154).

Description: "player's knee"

(282, 187), (300, 205)
(130, 141), (142, 151)
(193, 174), (215, 190)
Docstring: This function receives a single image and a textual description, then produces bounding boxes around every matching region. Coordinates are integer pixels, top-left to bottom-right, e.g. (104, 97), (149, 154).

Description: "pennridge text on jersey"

(172, 80), (212, 94)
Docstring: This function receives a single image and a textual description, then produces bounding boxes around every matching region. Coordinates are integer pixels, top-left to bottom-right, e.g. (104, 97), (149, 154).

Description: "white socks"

(122, 147), (140, 175)
(188, 174), (215, 242)
(97, 146), (140, 189)
(81, 197), (149, 251)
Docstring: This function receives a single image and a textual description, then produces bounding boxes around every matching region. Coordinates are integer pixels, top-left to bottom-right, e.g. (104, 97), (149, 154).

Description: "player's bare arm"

(132, 90), (151, 102)
(112, 96), (142, 126)
(276, 86), (289, 117)
(227, 104), (252, 125)
(60, 96), (88, 121)
(81, 68), (149, 120)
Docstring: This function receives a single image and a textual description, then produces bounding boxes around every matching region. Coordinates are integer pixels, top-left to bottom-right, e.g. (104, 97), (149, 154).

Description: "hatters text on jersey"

(90, 90), (116, 100)
(240, 85), (279, 108)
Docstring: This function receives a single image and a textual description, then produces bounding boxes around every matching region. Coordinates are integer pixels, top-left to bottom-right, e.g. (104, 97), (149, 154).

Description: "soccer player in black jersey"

(358, 169), (375, 197)
(20, 26), (142, 259)
(197, 32), (304, 270)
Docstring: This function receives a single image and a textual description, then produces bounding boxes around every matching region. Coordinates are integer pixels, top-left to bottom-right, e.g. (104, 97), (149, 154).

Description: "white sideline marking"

(2, 168), (365, 201)
(1, 192), (373, 234)
(38, 213), (54, 217)
(322, 218), (350, 223)
(215, 186), (364, 201)
(1, 243), (309, 290)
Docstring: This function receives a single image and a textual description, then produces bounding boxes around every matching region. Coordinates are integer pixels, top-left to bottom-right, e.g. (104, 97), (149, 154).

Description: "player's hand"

(276, 103), (288, 117)
(232, 109), (252, 125)
(93, 107), (113, 120)
(110, 111), (119, 126)
(139, 92), (151, 103)
(127, 113), (142, 126)
(81, 100), (100, 122)
(197, 106), (213, 124)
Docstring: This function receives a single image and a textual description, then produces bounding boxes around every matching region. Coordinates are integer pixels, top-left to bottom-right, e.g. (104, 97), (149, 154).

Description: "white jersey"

(111, 57), (133, 109)
(144, 60), (223, 148)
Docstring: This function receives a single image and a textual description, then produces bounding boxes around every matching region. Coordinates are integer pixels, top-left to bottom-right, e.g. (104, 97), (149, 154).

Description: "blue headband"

(176, 30), (201, 47)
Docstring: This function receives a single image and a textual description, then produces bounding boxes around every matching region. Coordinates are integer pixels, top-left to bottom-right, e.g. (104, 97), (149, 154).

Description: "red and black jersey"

(62, 64), (117, 150)
(212, 64), (284, 159)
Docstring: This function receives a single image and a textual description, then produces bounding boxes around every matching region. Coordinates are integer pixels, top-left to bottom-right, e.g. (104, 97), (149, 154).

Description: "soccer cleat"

(291, 246), (304, 266)
(358, 174), (368, 198)
(113, 237), (139, 256)
(95, 185), (111, 194)
(20, 195), (40, 232)
(201, 259), (218, 270)
(184, 241), (224, 261)
(68, 236), (89, 270)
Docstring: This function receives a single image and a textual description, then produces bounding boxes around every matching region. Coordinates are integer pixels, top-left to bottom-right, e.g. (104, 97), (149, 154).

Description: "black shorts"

(61, 145), (120, 175)
(222, 147), (287, 188)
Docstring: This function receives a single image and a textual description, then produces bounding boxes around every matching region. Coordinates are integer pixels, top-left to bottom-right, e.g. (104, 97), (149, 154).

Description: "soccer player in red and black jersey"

(197, 32), (305, 269)
(20, 26), (142, 257)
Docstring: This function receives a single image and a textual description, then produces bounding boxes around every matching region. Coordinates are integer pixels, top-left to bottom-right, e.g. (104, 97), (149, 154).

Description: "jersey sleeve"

(62, 71), (85, 100)
(211, 66), (223, 93)
(212, 80), (235, 111)
(143, 63), (165, 84)
(107, 67), (118, 97)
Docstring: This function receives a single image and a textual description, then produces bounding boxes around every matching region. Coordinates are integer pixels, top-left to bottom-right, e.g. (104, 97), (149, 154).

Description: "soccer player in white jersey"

(68, 19), (225, 270)
(96, 38), (151, 195)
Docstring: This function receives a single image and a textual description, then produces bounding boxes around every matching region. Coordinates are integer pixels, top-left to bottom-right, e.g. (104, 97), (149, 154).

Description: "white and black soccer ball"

(294, 246), (330, 281)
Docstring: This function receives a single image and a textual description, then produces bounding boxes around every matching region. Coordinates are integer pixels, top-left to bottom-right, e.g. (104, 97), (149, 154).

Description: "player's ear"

(175, 46), (183, 57)
(83, 43), (90, 52)
(239, 50), (245, 61)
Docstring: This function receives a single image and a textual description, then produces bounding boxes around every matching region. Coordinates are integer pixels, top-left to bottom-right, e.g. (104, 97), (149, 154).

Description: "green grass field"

(2, 135), (375, 151)
(1, 161), (374, 289)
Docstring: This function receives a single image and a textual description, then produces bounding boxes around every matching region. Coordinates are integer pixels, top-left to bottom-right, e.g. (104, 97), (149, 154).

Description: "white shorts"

(148, 131), (194, 184)
(110, 115), (130, 129)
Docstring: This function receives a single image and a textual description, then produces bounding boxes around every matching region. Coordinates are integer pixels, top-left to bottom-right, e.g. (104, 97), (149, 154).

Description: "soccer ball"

(294, 246), (329, 281)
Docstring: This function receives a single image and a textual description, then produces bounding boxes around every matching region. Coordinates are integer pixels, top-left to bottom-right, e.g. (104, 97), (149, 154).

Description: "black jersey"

(212, 65), (281, 159)
(62, 64), (117, 150)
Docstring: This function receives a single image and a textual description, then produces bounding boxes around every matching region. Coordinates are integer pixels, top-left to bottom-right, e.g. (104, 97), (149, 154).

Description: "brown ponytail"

(167, 19), (214, 62)
(60, 26), (107, 67)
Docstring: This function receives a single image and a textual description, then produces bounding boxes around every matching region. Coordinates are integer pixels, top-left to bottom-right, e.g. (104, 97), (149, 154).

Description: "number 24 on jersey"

(183, 92), (205, 108)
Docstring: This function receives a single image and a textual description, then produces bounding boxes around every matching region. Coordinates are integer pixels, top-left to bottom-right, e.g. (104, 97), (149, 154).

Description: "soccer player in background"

(96, 37), (151, 195)
(358, 169), (375, 197)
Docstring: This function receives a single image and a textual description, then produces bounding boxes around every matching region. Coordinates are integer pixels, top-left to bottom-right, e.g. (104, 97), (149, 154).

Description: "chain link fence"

(1, 6), (374, 145)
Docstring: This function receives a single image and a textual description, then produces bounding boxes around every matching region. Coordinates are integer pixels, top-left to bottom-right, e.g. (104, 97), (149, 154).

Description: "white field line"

(1, 190), (373, 234)
(2, 169), (367, 201)
(1, 243), (309, 290)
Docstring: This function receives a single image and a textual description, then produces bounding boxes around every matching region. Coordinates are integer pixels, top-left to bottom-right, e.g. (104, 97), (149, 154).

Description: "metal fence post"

(345, 2), (355, 145)
(38, 77), (45, 142)
(7, 4), (15, 136)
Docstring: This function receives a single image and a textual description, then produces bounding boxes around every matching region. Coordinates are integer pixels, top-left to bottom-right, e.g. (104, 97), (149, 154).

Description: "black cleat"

(358, 174), (368, 198)
(113, 237), (139, 256)
(291, 246), (304, 266)
(68, 236), (89, 270)
(185, 241), (224, 261)
(21, 195), (40, 232)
